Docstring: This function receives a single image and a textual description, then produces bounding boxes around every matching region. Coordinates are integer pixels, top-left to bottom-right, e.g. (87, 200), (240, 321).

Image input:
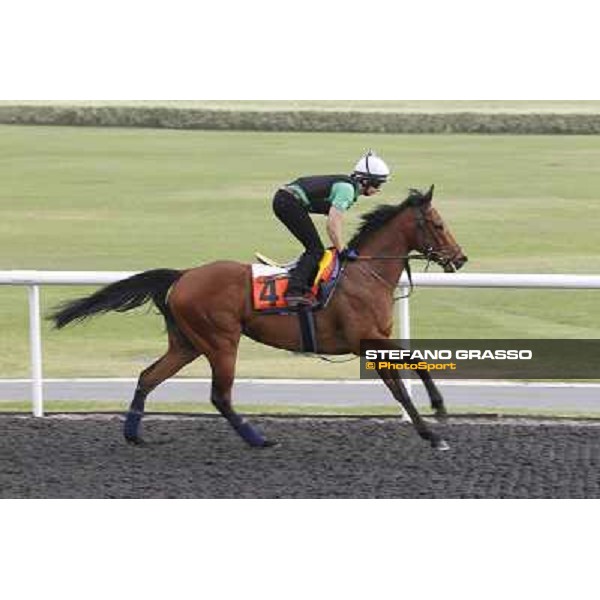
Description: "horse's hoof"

(125, 435), (145, 446)
(261, 439), (279, 448)
(434, 409), (449, 421)
(432, 438), (450, 452)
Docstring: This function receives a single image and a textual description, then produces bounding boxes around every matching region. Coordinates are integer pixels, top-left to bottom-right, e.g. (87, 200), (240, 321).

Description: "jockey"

(272, 150), (391, 307)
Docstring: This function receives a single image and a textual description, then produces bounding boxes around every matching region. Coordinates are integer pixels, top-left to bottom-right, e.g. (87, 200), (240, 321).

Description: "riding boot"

(285, 251), (321, 306)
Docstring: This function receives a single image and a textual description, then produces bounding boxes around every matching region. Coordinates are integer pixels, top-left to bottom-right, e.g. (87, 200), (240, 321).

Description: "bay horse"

(51, 185), (467, 451)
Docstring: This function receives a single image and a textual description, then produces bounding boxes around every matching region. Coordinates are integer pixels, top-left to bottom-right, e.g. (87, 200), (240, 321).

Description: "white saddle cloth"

(251, 264), (287, 278)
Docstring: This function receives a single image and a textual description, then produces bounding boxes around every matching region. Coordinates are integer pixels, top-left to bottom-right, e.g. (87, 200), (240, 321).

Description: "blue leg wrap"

(124, 411), (143, 440)
(235, 420), (266, 447)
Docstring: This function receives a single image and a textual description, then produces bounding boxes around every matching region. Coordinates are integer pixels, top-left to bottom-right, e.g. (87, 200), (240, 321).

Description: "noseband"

(413, 203), (461, 271)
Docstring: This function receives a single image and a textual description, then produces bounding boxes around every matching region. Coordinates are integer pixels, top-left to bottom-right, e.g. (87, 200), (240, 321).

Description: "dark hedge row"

(1, 104), (599, 134)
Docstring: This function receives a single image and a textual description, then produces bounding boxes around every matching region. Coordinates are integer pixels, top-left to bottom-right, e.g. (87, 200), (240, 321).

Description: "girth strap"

(298, 307), (318, 353)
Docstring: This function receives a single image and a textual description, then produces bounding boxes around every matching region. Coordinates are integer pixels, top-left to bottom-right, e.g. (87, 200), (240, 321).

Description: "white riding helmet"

(352, 150), (390, 184)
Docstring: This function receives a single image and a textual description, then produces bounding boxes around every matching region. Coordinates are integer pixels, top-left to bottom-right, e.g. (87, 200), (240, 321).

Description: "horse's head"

(348, 186), (468, 272)
(407, 185), (468, 272)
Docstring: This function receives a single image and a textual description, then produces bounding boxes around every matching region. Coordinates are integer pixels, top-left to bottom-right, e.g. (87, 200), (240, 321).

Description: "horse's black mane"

(347, 188), (427, 249)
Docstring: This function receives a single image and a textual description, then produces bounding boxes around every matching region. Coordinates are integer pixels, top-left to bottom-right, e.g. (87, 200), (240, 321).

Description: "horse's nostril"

(453, 255), (468, 270)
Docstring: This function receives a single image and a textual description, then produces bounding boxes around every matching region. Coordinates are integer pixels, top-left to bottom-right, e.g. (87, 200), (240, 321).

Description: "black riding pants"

(272, 189), (325, 294)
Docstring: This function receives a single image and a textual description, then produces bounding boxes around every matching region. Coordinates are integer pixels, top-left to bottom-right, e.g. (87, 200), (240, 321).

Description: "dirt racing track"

(2, 414), (600, 498)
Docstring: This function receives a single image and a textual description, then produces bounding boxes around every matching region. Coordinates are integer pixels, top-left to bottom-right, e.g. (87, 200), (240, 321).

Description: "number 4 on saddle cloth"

(251, 249), (341, 313)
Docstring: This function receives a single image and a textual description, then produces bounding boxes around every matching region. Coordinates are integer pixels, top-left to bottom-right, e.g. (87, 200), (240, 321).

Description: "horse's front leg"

(415, 368), (448, 419)
(377, 366), (450, 451)
(363, 335), (448, 420)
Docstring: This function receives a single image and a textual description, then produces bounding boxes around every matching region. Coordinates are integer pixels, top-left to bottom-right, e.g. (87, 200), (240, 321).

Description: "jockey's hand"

(340, 248), (359, 261)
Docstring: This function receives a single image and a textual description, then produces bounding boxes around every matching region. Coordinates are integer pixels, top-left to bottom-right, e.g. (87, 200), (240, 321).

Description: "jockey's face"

(361, 181), (384, 196)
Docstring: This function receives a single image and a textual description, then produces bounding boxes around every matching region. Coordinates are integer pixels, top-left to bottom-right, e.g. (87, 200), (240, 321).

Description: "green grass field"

(4, 100), (600, 113)
(1, 124), (599, 380)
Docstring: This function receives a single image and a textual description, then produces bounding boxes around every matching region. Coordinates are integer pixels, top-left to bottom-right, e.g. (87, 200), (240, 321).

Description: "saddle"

(251, 248), (341, 314)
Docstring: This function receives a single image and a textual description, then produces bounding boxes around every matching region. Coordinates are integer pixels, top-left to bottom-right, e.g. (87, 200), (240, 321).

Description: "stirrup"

(285, 292), (317, 308)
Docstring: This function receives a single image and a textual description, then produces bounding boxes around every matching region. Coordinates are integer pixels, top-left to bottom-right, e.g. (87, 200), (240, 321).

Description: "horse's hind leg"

(416, 368), (448, 419)
(378, 367), (449, 451)
(124, 335), (199, 444)
(207, 346), (275, 448)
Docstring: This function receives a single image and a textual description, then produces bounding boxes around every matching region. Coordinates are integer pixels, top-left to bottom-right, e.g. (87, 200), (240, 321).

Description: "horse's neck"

(358, 227), (412, 285)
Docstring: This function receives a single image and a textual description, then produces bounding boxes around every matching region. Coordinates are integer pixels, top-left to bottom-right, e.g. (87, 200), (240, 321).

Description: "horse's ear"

(423, 184), (435, 203)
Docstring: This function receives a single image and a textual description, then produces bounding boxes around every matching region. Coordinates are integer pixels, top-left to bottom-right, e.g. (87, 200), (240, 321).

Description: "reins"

(316, 253), (431, 364)
(315, 198), (439, 363)
(345, 201), (440, 300)
(353, 252), (433, 301)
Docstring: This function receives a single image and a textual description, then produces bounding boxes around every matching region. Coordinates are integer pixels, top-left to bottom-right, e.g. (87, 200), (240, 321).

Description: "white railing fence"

(1, 270), (600, 416)
(3, 271), (135, 416)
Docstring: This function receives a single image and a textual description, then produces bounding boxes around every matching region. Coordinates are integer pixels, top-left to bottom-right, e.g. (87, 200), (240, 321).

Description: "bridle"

(413, 201), (461, 272)
(319, 202), (459, 363)
(346, 202), (454, 300)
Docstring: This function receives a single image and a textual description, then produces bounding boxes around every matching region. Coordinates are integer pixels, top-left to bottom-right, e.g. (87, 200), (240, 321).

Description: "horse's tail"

(50, 268), (184, 334)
